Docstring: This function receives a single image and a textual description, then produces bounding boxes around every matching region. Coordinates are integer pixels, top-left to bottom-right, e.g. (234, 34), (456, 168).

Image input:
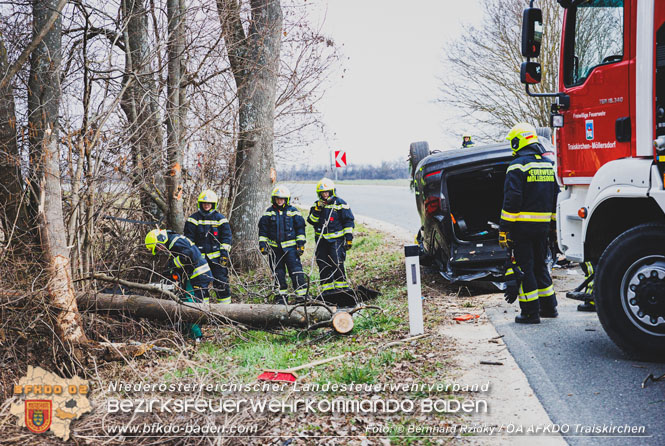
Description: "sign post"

(404, 244), (424, 335)
(333, 150), (346, 181)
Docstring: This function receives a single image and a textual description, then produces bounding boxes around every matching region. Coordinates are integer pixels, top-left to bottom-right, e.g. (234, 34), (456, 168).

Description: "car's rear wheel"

(535, 127), (552, 141)
(595, 223), (665, 360)
(416, 229), (433, 266)
(409, 141), (430, 178)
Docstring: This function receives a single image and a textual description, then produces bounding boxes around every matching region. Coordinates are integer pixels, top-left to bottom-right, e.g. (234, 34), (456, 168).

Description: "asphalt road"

(485, 283), (665, 446)
(292, 182), (665, 446)
(285, 182), (421, 236)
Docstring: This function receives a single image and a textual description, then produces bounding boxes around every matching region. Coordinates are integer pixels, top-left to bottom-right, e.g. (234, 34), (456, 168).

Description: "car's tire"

(416, 229), (434, 266)
(535, 127), (552, 141)
(595, 223), (665, 361)
(409, 141), (430, 178)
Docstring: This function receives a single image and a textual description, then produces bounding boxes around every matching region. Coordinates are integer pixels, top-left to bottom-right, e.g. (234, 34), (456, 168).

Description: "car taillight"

(425, 196), (441, 216)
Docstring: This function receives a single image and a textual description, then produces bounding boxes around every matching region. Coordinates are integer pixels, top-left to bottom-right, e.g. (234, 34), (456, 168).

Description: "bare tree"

(120, 0), (167, 220)
(217, 0), (283, 269)
(0, 33), (27, 238)
(437, 0), (562, 141)
(165, 0), (186, 231)
(27, 0), (88, 347)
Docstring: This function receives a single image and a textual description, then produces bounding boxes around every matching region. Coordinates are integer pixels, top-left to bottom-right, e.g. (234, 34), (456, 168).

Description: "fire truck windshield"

(563, 0), (624, 87)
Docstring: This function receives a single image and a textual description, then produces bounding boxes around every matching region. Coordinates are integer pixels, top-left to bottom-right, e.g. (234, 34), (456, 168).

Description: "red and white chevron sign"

(334, 150), (347, 168)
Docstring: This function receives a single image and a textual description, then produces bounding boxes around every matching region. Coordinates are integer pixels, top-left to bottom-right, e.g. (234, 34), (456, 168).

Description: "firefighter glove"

(499, 231), (512, 249)
(296, 244), (305, 257)
(259, 242), (268, 255)
(220, 255), (229, 267)
(504, 280), (518, 304)
(345, 239), (353, 251)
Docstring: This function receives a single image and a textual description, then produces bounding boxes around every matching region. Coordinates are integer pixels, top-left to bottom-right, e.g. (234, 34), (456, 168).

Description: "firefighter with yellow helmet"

(145, 229), (212, 341)
(184, 190), (233, 303)
(258, 185), (307, 304)
(499, 123), (559, 324)
(307, 178), (355, 296)
(144, 229), (212, 298)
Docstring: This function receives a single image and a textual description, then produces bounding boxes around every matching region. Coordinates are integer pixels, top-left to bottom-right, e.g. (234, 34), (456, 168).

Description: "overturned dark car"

(409, 139), (554, 285)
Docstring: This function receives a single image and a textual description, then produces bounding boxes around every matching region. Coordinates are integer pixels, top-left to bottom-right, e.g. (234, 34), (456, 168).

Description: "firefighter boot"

(515, 312), (541, 324)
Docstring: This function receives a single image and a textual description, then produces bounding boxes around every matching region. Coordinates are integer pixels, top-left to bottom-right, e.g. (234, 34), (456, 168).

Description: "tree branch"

(0, 0), (68, 91)
(216, 0), (248, 85)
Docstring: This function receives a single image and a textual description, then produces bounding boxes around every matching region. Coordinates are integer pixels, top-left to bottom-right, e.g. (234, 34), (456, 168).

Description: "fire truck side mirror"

(521, 62), (542, 84)
(522, 8), (543, 58)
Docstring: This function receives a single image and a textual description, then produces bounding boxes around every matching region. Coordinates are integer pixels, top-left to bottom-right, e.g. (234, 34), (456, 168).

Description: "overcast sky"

(285, 0), (483, 167)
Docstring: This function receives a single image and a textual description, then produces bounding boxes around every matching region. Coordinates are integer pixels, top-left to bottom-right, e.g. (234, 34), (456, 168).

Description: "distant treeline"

(279, 160), (409, 181)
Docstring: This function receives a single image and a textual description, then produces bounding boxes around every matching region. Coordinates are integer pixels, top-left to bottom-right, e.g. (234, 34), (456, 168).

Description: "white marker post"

(404, 245), (424, 335)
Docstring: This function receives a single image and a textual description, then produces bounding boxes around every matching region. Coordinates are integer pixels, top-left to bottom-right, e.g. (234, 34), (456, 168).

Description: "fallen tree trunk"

(77, 293), (335, 329)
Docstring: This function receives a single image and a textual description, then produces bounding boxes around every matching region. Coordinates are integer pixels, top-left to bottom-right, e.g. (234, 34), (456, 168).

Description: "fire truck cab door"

(558, 0), (632, 183)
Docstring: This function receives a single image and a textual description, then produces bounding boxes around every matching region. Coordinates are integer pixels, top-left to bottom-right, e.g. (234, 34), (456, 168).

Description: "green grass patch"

(327, 362), (379, 385)
(173, 223), (412, 383)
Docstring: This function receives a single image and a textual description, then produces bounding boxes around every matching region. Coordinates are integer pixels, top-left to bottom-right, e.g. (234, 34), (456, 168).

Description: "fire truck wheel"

(409, 141), (430, 178)
(596, 223), (665, 361)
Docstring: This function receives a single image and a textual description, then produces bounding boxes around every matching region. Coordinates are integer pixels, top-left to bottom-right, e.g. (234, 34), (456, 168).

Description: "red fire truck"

(520, 0), (664, 358)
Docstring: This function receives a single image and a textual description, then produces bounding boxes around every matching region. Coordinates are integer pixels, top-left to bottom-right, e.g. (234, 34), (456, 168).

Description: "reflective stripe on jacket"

(184, 210), (232, 260)
(166, 232), (211, 279)
(499, 144), (559, 235)
(258, 205), (306, 249)
(307, 196), (354, 241)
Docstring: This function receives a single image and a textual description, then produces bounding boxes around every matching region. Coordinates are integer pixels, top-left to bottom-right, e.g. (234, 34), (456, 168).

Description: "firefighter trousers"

(315, 238), (349, 294)
(208, 261), (230, 303)
(269, 246), (306, 297)
(513, 232), (557, 315)
(189, 274), (212, 303)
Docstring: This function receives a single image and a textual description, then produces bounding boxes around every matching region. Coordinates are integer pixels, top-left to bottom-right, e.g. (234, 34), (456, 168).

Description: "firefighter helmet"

(506, 123), (538, 154)
(315, 178), (336, 199)
(197, 189), (218, 214)
(271, 185), (291, 206)
(145, 229), (168, 255)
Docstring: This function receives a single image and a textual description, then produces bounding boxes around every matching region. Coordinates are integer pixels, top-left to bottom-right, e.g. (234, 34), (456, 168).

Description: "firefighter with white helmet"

(499, 123), (559, 324)
(258, 185), (307, 303)
(461, 132), (475, 148)
(184, 190), (233, 304)
(307, 178), (355, 296)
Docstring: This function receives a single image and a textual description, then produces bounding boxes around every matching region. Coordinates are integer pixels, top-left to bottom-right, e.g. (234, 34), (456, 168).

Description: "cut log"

(331, 312), (354, 334)
(77, 293), (334, 329)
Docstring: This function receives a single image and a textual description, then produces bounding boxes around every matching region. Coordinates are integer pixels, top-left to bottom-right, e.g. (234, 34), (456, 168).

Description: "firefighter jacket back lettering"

(500, 146), (558, 235)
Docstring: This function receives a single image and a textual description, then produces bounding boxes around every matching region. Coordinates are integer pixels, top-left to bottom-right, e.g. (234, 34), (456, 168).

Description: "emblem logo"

(585, 119), (594, 140)
(25, 400), (52, 434)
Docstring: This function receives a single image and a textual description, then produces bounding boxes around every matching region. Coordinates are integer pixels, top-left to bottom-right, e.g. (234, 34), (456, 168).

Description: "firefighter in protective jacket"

(145, 229), (212, 302)
(499, 123), (559, 324)
(307, 178), (355, 295)
(184, 190), (232, 304)
(461, 133), (475, 148)
(258, 186), (307, 303)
